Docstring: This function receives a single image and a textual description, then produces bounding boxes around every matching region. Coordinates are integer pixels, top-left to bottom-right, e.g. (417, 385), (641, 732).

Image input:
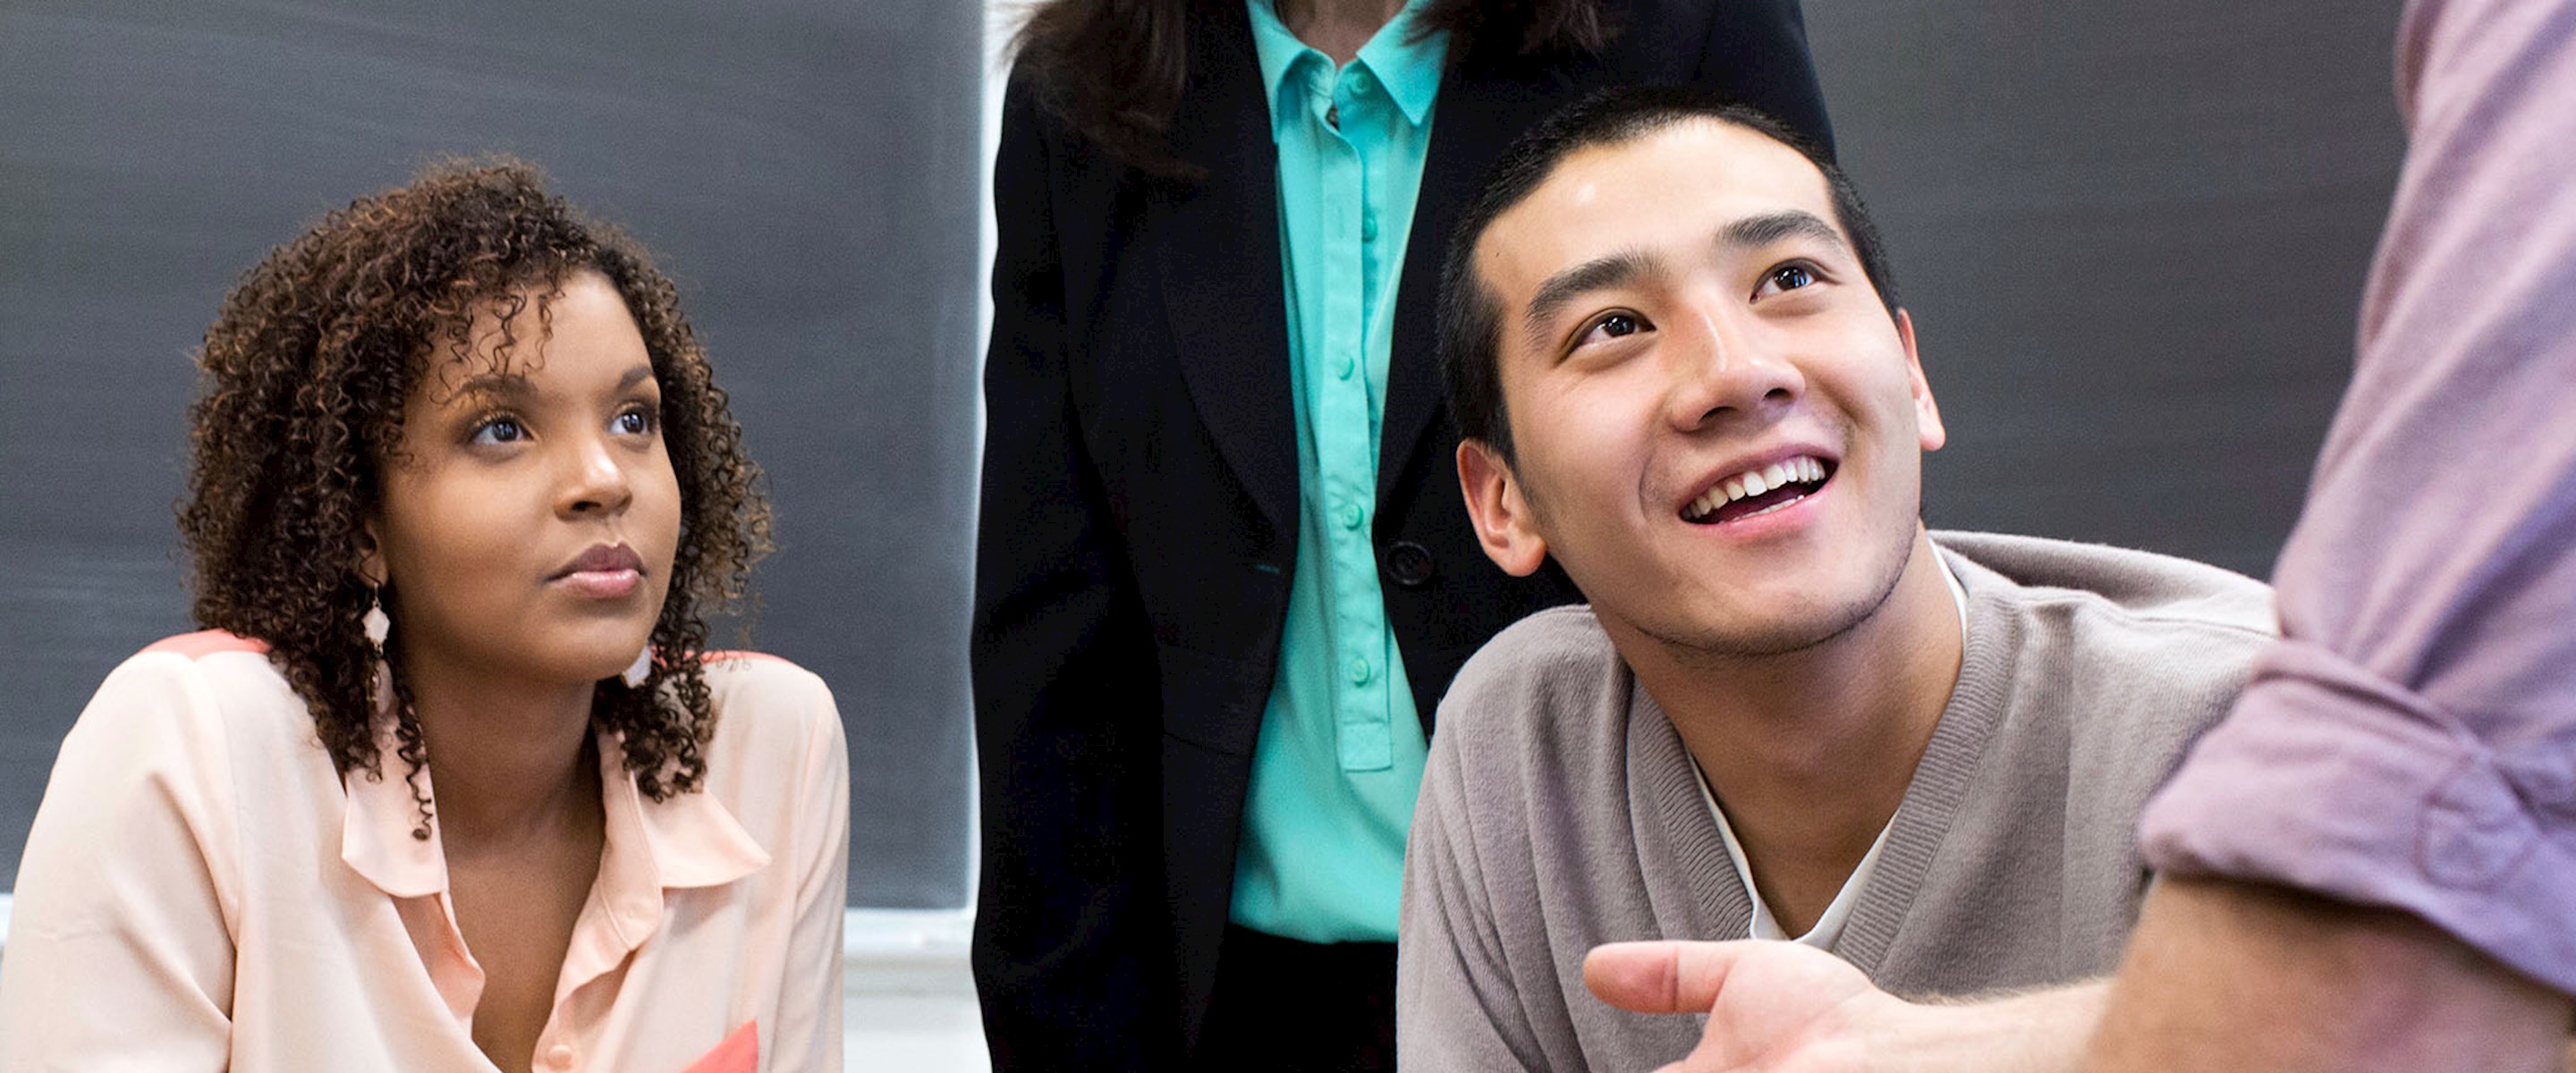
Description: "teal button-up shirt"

(1230, 0), (1448, 943)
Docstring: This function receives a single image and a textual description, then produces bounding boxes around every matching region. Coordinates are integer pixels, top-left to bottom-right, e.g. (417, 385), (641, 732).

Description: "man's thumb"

(1584, 940), (1751, 1014)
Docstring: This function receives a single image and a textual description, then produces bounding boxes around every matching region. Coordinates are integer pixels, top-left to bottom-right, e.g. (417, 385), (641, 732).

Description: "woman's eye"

(614, 408), (655, 436)
(1758, 264), (1818, 296)
(1578, 312), (1648, 346)
(469, 416), (527, 444)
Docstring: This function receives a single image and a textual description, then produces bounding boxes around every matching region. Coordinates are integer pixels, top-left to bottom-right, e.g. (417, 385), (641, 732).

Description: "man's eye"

(470, 416), (528, 444)
(1758, 264), (1818, 296)
(1579, 312), (1648, 346)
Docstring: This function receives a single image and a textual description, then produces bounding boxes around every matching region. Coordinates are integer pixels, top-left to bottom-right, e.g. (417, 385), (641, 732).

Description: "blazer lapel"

(1377, 46), (1583, 504)
(1159, 2), (1301, 538)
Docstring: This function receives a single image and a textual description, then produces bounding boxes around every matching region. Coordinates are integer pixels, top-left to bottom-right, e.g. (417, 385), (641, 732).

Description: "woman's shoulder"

(83, 630), (309, 741)
(134, 629), (273, 661)
(46, 630), (318, 815)
(699, 651), (843, 753)
(691, 652), (847, 822)
(699, 649), (829, 697)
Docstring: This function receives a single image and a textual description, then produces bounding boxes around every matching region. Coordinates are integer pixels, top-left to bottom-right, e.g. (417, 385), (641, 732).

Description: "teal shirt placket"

(1231, 0), (1449, 943)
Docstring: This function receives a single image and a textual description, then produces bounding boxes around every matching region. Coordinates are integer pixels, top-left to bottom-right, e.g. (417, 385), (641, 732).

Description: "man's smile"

(1681, 453), (1835, 525)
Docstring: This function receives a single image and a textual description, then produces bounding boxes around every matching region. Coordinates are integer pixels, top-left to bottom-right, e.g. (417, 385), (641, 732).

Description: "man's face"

(1457, 118), (1945, 658)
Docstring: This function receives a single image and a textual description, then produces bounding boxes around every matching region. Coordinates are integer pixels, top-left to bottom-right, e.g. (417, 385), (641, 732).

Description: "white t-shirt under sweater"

(1699, 553), (1965, 948)
(1396, 532), (2275, 1073)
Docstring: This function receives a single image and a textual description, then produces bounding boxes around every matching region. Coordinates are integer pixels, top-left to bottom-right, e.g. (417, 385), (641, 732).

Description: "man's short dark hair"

(1437, 87), (1900, 465)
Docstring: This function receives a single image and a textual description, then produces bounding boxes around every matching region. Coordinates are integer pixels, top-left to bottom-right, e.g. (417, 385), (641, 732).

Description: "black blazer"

(971, 2), (1833, 1067)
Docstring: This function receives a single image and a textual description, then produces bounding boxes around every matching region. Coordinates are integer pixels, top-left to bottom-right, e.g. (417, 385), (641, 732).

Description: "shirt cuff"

(2139, 638), (2576, 993)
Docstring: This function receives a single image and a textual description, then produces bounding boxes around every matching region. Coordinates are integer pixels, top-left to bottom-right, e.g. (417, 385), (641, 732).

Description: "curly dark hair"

(178, 159), (773, 829)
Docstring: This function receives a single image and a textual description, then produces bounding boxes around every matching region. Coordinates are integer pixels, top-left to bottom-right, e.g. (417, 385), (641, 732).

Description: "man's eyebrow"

(1720, 210), (1847, 255)
(1523, 249), (1662, 344)
(1513, 212), (1848, 348)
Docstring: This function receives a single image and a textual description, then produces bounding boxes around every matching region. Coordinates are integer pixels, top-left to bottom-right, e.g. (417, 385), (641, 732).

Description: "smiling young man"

(1392, 89), (2278, 1071)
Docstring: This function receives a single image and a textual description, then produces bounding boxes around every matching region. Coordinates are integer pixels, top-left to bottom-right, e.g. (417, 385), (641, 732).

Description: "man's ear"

(1457, 438), (1549, 577)
(1895, 308), (1946, 452)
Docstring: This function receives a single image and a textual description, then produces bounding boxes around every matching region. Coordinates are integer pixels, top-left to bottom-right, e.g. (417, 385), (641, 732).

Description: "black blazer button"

(1384, 541), (1436, 588)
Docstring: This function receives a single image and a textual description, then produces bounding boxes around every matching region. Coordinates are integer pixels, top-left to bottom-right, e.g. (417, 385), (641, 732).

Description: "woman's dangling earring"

(365, 587), (431, 841)
(364, 588), (396, 716)
(623, 647), (652, 689)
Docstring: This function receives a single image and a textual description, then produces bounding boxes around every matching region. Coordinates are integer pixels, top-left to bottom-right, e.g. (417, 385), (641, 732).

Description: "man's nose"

(1663, 301), (1804, 433)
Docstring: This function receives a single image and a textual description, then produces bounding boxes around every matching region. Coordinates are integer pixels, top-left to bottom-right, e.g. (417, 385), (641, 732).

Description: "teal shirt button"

(1235, 0), (1448, 943)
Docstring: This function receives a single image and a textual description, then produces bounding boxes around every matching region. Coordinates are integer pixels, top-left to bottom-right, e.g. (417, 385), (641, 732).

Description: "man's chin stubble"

(1646, 537), (1916, 665)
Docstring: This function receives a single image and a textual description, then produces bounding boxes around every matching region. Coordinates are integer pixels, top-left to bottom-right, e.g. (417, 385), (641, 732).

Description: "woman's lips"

(552, 543), (646, 597)
(555, 568), (642, 599)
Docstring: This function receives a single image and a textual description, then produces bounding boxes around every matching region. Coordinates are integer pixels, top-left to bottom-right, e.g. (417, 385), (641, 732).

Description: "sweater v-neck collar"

(1625, 542), (2022, 975)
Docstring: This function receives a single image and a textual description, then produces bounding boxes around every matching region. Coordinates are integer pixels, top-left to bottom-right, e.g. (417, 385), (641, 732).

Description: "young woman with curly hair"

(0, 162), (847, 1073)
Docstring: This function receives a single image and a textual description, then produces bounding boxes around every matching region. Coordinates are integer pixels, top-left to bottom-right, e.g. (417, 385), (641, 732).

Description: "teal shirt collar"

(1246, 0), (1448, 134)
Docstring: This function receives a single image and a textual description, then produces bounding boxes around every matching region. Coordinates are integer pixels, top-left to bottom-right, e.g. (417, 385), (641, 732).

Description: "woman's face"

(366, 270), (683, 690)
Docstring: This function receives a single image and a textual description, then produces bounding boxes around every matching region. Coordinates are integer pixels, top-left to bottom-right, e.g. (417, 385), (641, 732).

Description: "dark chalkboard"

(0, 0), (982, 908)
(0, 0), (2419, 915)
(1801, 0), (2408, 574)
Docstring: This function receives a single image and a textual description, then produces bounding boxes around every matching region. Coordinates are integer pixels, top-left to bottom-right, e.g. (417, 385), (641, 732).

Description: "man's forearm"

(2085, 876), (2570, 1072)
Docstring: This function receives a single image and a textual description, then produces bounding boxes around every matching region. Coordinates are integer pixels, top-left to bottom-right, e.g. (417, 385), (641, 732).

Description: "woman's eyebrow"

(448, 370), (534, 402)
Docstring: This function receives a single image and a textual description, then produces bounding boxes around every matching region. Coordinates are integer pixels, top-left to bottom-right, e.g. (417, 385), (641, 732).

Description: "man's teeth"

(1685, 455), (1828, 520)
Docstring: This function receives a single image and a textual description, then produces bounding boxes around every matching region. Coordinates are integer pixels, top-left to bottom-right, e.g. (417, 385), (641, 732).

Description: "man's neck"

(1275, 0), (1407, 65)
(1621, 529), (1966, 934)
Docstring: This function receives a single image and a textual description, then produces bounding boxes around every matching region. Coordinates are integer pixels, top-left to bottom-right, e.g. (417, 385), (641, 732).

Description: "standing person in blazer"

(973, 0), (1832, 1068)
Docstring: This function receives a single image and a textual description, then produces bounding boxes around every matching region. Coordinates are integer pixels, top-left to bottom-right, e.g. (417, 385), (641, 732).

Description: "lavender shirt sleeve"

(2138, 0), (2576, 993)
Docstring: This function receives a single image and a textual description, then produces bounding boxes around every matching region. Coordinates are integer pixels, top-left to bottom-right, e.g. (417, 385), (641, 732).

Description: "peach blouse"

(0, 632), (848, 1072)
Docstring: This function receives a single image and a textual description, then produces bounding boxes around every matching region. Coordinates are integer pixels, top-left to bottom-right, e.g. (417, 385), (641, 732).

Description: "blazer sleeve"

(970, 73), (1177, 1070)
(1690, 0), (1836, 156)
(0, 655), (240, 1070)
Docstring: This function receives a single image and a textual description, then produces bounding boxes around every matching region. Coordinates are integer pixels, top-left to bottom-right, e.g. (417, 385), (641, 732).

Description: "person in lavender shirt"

(1589, 0), (2576, 1069)
(2085, 0), (2576, 1066)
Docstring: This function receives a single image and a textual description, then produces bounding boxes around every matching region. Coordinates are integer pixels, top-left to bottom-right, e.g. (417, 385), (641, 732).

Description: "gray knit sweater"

(1395, 532), (2275, 1072)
